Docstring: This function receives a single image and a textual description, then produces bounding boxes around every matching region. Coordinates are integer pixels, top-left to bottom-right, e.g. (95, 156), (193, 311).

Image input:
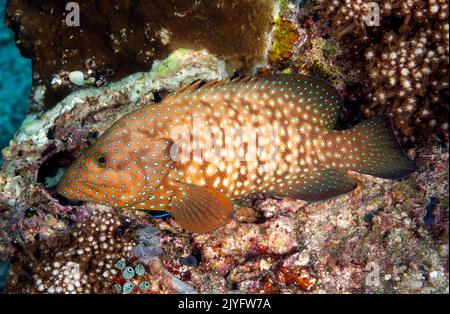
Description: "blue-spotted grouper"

(57, 75), (416, 233)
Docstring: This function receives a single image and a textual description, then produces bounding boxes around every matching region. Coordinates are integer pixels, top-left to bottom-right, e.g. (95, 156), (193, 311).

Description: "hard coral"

(316, 0), (449, 145)
(5, 208), (136, 293)
(314, 0), (449, 41)
(6, 0), (275, 107)
(364, 27), (449, 144)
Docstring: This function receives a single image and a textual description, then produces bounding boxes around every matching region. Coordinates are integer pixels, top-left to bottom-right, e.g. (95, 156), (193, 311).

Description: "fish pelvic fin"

(343, 115), (417, 179)
(168, 181), (233, 233)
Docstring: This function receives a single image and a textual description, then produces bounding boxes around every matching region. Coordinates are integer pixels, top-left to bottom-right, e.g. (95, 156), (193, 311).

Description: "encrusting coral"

(268, 17), (300, 66)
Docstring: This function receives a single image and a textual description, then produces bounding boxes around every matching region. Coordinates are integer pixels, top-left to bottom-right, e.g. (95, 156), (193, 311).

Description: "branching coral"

(314, 0), (380, 40)
(314, 0), (448, 40)
(315, 0), (449, 145)
(364, 26), (449, 143)
(5, 208), (136, 293)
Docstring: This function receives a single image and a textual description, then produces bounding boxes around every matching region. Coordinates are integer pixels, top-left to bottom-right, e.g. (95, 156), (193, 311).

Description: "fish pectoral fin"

(287, 170), (357, 201)
(168, 181), (233, 233)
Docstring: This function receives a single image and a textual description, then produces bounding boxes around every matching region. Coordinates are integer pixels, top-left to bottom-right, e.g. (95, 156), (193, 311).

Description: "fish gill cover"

(0, 0), (448, 294)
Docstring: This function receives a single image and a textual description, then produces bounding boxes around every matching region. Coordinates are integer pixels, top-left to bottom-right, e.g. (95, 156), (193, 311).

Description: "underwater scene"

(0, 0), (448, 295)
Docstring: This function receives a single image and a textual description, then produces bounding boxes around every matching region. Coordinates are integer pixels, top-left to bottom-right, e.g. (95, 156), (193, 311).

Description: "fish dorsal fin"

(280, 170), (357, 201)
(167, 180), (233, 233)
(164, 80), (204, 102)
(262, 74), (343, 129)
(200, 79), (219, 89)
(163, 74), (341, 129)
(169, 76), (255, 99)
(177, 80), (204, 94)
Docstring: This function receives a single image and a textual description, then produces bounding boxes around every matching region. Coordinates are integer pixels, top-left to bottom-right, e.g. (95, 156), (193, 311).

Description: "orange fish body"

(57, 75), (416, 233)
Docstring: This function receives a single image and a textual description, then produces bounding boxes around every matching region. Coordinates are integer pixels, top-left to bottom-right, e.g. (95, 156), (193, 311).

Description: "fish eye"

(95, 155), (107, 168)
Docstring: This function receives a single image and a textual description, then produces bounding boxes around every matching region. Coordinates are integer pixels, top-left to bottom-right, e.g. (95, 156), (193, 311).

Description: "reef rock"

(6, 0), (275, 108)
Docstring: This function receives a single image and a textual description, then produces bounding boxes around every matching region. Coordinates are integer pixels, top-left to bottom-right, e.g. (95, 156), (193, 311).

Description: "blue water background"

(0, 0), (32, 161)
(0, 0), (30, 288)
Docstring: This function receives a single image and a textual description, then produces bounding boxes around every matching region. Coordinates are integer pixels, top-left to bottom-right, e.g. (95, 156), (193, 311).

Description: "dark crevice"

(54, 194), (85, 207)
(37, 151), (74, 187)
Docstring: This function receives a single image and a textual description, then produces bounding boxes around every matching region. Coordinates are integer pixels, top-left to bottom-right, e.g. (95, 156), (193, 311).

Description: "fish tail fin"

(345, 115), (417, 179)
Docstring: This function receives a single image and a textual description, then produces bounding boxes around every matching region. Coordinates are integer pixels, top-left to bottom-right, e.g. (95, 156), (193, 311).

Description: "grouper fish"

(57, 75), (417, 233)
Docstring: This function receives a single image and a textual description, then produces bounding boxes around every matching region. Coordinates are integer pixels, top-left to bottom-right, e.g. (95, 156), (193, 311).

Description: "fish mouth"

(56, 171), (119, 206)
(55, 170), (70, 196)
(55, 169), (87, 201)
(56, 175), (81, 201)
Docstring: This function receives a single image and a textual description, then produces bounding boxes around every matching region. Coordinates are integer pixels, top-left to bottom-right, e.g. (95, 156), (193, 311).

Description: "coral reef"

(3, 141), (448, 293)
(0, 0), (448, 295)
(3, 206), (198, 294)
(5, 0), (275, 108)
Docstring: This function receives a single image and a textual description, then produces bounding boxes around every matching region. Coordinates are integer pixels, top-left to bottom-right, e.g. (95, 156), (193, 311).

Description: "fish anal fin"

(284, 170), (357, 201)
(168, 181), (233, 233)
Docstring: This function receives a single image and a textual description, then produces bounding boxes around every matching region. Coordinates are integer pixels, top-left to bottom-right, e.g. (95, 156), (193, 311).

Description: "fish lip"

(56, 173), (118, 204)
(55, 179), (76, 200)
(55, 172), (69, 196)
(55, 181), (64, 196)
